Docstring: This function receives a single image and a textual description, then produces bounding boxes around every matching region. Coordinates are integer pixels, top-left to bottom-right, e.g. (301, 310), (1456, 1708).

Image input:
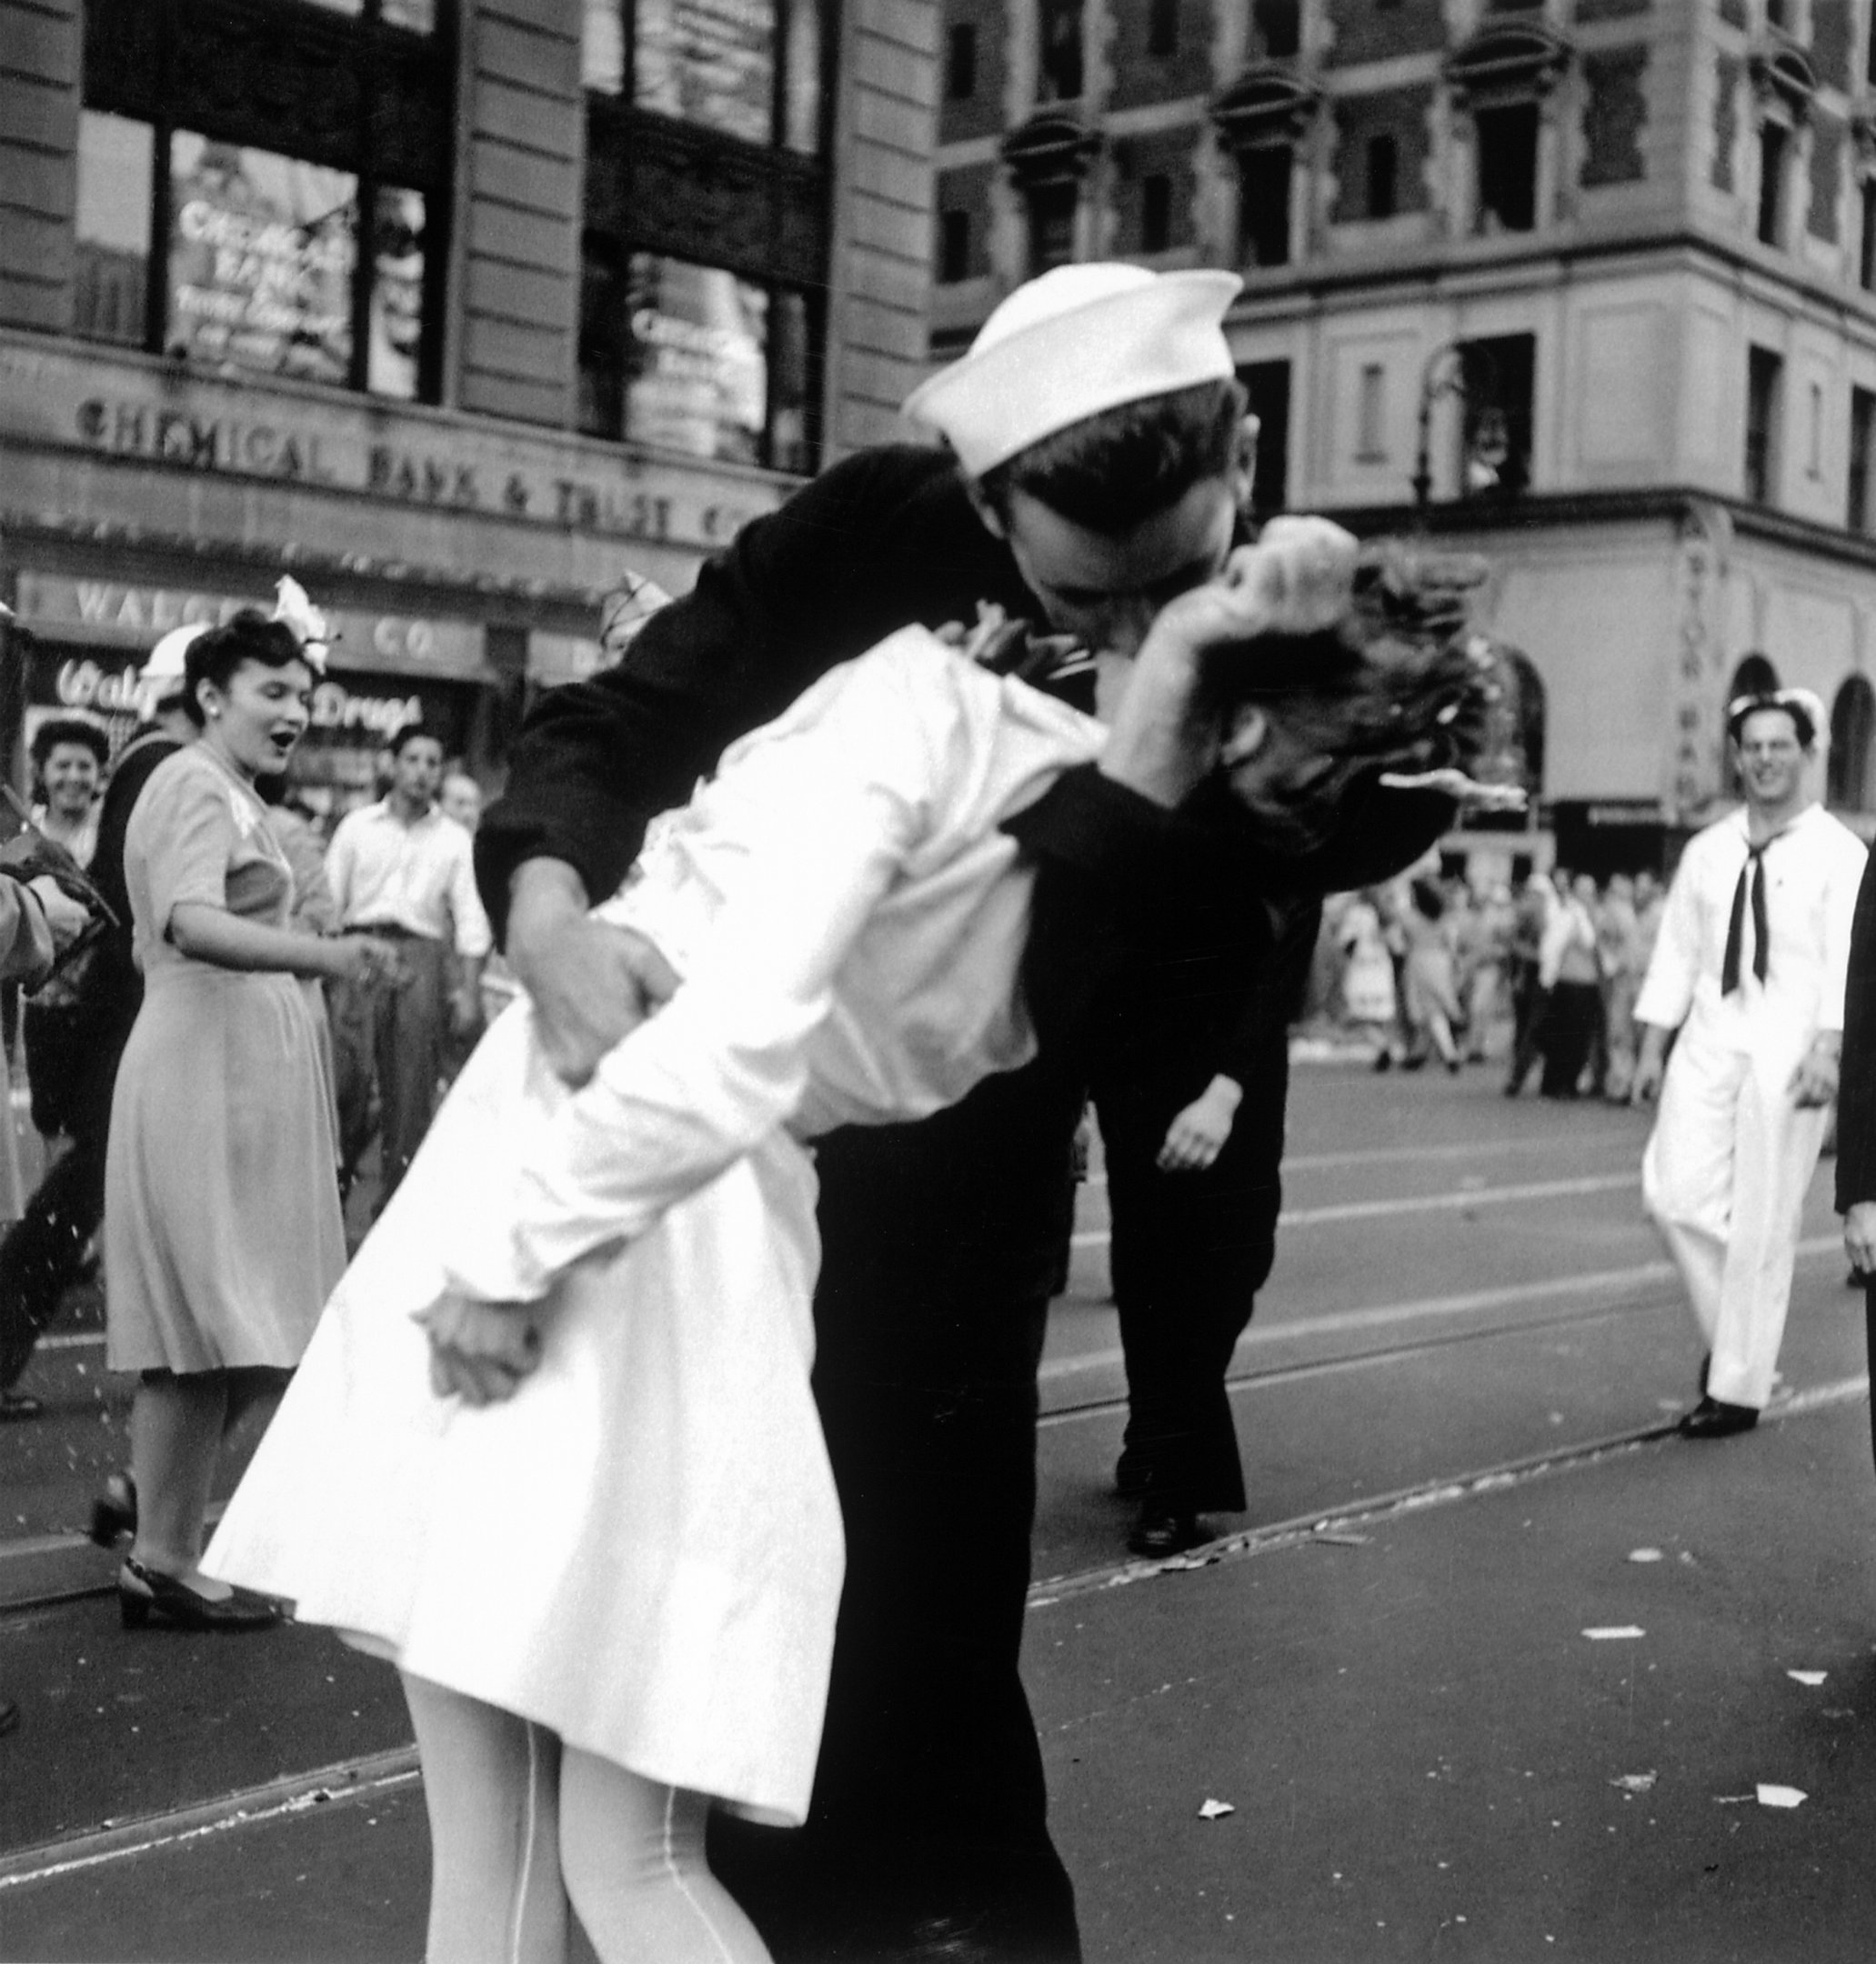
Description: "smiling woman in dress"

(104, 612), (401, 1631)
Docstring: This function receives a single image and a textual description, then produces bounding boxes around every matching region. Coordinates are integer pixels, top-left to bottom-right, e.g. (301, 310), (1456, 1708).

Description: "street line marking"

(1027, 1370), (1871, 1608)
(37, 1332), (103, 1353)
(1068, 1172), (1639, 1248)
(1038, 1235), (1846, 1386)
(0, 1749), (420, 1891)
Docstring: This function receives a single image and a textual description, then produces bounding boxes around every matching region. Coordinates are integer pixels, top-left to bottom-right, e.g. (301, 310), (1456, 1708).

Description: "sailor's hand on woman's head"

(1139, 519), (1360, 670)
(507, 862), (680, 1088)
(416, 1291), (546, 1406)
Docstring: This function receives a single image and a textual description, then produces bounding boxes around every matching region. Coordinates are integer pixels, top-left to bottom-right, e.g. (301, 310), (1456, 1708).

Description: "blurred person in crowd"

(26, 716), (107, 867)
(0, 631), (199, 1427)
(1467, 882), (1515, 1061)
(1635, 691), (1863, 1437)
(439, 767), (484, 834)
(326, 720), (491, 1211)
(1596, 872), (1645, 1102)
(1399, 875), (1463, 1072)
(1538, 871), (1602, 1097)
(98, 613), (402, 1629)
(256, 772), (341, 1138)
(1634, 867), (1665, 969)
(1339, 886), (1402, 1067)
(1503, 868), (1555, 1095)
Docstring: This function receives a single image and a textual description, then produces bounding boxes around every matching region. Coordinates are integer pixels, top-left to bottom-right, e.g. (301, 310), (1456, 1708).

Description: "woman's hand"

(1157, 1075), (1243, 1172)
(326, 936), (408, 991)
(1790, 1033), (1841, 1110)
(416, 1291), (547, 1405)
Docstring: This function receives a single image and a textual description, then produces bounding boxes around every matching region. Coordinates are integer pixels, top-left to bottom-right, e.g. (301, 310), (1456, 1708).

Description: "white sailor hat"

(141, 623), (209, 698)
(903, 264), (1242, 480)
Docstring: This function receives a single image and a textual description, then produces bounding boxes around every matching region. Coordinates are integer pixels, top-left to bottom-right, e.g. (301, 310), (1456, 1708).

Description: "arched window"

(1727, 652), (1781, 700)
(1497, 646), (1546, 799)
(1831, 675), (1876, 811)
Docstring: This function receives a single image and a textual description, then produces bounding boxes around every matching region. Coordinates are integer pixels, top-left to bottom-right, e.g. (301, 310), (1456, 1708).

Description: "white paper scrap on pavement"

(1628, 1548), (1664, 1564)
(1582, 1627), (1646, 1640)
(1610, 1772), (1658, 1794)
(1199, 1799), (1236, 1820)
(1787, 1671), (1828, 1687)
(1757, 1785), (1807, 1809)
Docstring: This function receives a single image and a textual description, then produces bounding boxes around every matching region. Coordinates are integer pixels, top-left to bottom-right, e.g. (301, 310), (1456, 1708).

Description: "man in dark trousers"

(471, 265), (1450, 1961)
(1836, 837), (1876, 1470)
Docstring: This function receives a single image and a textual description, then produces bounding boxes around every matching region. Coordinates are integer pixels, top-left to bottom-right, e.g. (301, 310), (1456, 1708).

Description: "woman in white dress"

(206, 529), (1508, 1964)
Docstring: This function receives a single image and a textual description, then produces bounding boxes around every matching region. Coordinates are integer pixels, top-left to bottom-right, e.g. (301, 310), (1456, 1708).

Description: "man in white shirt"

(1632, 690), (1866, 1436)
(326, 720), (492, 1208)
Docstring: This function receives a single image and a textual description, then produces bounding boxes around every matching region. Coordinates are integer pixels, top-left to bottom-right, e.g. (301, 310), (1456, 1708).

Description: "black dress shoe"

(117, 1558), (283, 1632)
(0, 1390), (42, 1422)
(1678, 1396), (1760, 1439)
(1127, 1505), (1211, 1559)
(87, 1473), (136, 1548)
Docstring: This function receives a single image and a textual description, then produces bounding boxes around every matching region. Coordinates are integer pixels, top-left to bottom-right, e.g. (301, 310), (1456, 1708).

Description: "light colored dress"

(205, 629), (1105, 1829)
(104, 747), (346, 1373)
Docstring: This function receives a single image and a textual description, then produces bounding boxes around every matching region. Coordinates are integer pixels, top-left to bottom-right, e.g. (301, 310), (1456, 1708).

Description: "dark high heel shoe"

(117, 1558), (283, 1632)
(87, 1473), (136, 1548)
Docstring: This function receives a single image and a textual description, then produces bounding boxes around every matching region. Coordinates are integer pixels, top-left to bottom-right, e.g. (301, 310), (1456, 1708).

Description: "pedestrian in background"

(0, 634), (198, 1427)
(326, 720), (490, 1212)
(1399, 875), (1463, 1071)
(102, 613), (401, 1629)
(439, 767), (483, 834)
(1596, 871), (1644, 1101)
(1502, 869), (1554, 1094)
(1537, 871), (1601, 1097)
(1633, 690), (1863, 1436)
(1339, 887), (1401, 1067)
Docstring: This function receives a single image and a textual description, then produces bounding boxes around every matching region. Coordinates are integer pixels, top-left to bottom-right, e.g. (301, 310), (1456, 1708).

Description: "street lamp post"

(1412, 340), (1509, 509)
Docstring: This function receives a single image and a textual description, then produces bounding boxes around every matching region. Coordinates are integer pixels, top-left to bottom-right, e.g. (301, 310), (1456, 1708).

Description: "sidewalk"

(4, 1388), (1873, 1961)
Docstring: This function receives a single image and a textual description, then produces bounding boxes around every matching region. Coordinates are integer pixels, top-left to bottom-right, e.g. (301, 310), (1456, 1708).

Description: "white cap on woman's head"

(141, 622), (208, 699)
(902, 264), (1242, 480)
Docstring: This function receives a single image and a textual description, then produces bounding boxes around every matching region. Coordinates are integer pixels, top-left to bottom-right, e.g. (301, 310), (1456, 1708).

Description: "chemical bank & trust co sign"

(0, 337), (783, 554)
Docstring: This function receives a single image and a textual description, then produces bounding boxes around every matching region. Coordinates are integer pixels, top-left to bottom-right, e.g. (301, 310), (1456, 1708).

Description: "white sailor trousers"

(1640, 1029), (1829, 1409)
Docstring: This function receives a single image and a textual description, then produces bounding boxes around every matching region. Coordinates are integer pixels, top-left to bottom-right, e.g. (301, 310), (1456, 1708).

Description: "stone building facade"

(931, 0), (1876, 868)
(0, 0), (939, 815)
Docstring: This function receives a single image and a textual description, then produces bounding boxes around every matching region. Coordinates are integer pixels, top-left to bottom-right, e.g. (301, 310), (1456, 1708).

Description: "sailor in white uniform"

(1633, 689), (1866, 1435)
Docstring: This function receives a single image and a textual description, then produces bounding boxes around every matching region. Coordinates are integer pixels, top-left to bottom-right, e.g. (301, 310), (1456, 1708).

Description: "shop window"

(578, 246), (816, 471)
(1850, 385), (1875, 532)
(1148, 0), (1179, 58)
(1757, 123), (1788, 246)
(1027, 180), (1078, 272)
(1766, 0), (1789, 27)
(586, 0), (826, 152)
(1141, 173), (1172, 253)
(1239, 145), (1293, 266)
(1745, 345), (1783, 505)
(938, 209), (972, 283)
(294, 0), (436, 21)
(1240, 358), (1290, 516)
(74, 109), (152, 350)
(1831, 675), (1876, 809)
(1253, 0), (1301, 60)
(1038, 0), (1084, 102)
(1356, 362), (1387, 460)
(948, 22), (978, 98)
(1475, 103), (1538, 232)
(1367, 133), (1398, 218)
(1460, 332), (1533, 496)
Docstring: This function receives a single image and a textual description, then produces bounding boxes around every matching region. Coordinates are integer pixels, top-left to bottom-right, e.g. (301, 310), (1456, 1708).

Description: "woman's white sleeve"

(440, 656), (937, 1303)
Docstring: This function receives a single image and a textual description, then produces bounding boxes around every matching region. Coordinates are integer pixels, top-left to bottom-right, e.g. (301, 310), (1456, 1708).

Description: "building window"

(948, 22), (978, 99)
(1367, 133), (1399, 218)
(938, 208), (972, 283)
(1148, 0), (1179, 58)
(1239, 145), (1293, 266)
(74, 109), (152, 350)
(1475, 103), (1539, 232)
(585, 0), (826, 153)
(1460, 333), (1534, 495)
(1038, 0), (1084, 102)
(1757, 123), (1788, 246)
(1745, 345), (1783, 505)
(1240, 359), (1290, 516)
(1140, 174), (1172, 253)
(1766, 0), (1790, 28)
(1356, 362), (1387, 460)
(578, 246), (816, 472)
(1860, 182), (1876, 290)
(1830, 675), (1876, 810)
(1808, 379), (1824, 477)
(1027, 180), (1078, 272)
(1252, 0), (1301, 59)
(1851, 385), (1875, 531)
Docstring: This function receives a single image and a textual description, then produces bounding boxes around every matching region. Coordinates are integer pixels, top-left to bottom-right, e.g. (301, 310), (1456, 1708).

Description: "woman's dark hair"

(182, 611), (310, 728)
(29, 716), (108, 773)
(976, 378), (1246, 533)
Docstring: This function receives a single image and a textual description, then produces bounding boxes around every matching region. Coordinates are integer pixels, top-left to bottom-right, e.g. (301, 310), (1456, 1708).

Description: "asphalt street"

(2, 1061), (1873, 1960)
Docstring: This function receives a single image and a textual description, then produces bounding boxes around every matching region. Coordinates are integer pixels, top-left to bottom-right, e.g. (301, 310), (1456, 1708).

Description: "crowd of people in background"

(1317, 864), (1668, 1101)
